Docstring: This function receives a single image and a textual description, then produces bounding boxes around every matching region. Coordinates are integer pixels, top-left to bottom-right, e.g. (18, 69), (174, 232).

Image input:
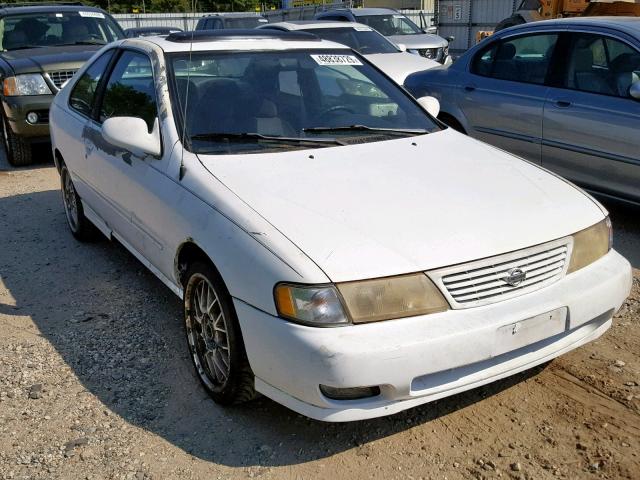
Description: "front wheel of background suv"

(2, 113), (33, 166)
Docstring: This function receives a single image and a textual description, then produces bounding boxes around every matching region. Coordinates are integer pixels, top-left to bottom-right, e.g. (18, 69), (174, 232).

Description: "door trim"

(542, 138), (640, 167)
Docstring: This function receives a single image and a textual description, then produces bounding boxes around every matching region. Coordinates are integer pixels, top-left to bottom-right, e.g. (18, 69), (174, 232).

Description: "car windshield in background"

(224, 17), (268, 29)
(301, 28), (398, 55)
(169, 49), (438, 155)
(358, 14), (422, 36)
(0, 11), (123, 51)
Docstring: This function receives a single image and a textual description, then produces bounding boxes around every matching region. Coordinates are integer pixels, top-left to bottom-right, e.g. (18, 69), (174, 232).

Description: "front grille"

(47, 69), (78, 90)
(418, 47), (444, 63)
(429, 238), (572, 309)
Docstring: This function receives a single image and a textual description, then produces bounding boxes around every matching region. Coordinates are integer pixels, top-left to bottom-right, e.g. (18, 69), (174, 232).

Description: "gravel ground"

(1, 148), (639, 480)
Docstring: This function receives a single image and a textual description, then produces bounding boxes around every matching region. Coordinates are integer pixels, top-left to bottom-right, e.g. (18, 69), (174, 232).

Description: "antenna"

(179, 0), (197, 180)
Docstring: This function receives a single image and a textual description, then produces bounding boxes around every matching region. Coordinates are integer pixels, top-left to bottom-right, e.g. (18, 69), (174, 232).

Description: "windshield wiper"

(303, 125), (428, 136)
(190, 132), (346, 146)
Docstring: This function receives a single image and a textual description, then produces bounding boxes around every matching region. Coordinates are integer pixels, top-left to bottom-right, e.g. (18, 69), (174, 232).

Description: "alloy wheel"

(186, 274), (231, 390)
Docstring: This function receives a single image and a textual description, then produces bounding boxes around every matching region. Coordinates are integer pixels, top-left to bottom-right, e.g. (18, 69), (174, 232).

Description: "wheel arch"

(438, 111), (467, 134)
(53, 148), (64, 174)
(175, 239), (223, 289)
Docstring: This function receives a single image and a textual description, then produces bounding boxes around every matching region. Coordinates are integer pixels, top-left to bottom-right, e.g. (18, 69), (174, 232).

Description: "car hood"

(387, 33), (447, 49)
(1, 45), (101, 75)
(198, 129), (603, 283)
(365, 52), (440, 84)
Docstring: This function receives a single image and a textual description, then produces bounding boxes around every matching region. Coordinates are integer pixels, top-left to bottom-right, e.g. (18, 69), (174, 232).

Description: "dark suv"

(0, 2), (123, 166)
(195, 13), (268, 31)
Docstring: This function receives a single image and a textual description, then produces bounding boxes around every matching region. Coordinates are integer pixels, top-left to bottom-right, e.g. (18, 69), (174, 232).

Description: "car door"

(542, 30), (640, 203)
(64, 49), (116, 221)
(457, 31), (561, 163)
(84, 48), (173, 272)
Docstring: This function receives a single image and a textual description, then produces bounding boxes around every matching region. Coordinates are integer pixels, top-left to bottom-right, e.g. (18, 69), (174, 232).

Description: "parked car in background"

(404, 17), (640, 206)
(124, 26), (182, 38)
(195, 13), (268, 30)
(50, 30), (631, 422)
(0, 2), (124, 166)
(314, 8), (452, 65)
(259, 21), (439, 84)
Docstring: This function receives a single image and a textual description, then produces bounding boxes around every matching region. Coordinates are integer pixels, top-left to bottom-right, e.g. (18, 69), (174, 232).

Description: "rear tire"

(438, 113), (466, 134)
(494, 15), (526, 32)
(183, 261), (256, 405)
(60, 164), (98, 241)
(2, 114), (33, 166)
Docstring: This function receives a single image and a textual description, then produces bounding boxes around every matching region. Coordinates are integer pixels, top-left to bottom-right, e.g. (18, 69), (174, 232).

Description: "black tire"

(438, 113), (466, 134)
(60, 164), (99, 241)
(2, 113), (33, 166)
(183, 261), (256, 405)
(494, 15), (526, 32)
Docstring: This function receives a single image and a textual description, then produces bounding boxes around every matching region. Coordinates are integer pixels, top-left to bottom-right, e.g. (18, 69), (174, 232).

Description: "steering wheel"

(317, 105), (356, 123)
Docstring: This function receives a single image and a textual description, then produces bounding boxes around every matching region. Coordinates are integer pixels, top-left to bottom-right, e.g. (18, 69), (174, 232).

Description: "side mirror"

(424, 26), (437, 34)
(630, 81), (640, 100)
(102, 117), (161, 157)
(446, 35), (455, 43)
(397, 43), (407, 52)
(417, 96), (440, 118)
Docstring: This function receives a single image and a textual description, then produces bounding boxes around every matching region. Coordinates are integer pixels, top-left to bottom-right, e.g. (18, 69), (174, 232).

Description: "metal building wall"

(436, 0), (517, 54)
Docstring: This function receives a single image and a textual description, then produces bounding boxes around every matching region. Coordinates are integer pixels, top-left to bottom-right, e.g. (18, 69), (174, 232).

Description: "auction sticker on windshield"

(79, 11), (105, 18)
(311, 54), (362, 66)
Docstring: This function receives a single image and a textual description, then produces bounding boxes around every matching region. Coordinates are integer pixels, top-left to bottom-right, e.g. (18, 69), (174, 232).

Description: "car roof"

(135, 29), (351, 53)
(263, 21), (373, 31)
(503, 16), (640, 36)
(325, 8), (397, 17)
(0, 4), (106, 15)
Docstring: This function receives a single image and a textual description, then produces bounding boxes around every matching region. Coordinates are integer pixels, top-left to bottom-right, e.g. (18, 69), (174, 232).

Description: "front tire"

(2, 114), (33, 166)
(60, 164), (97, 241)
(184, 262), (256, 405)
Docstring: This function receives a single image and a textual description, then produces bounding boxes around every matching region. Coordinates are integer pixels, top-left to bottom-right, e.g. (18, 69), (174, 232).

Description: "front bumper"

(2, 94), (53, 141)
(235, 250), (631, 422)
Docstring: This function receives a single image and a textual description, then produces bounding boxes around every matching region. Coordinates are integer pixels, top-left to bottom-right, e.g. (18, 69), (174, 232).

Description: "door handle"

(464, 85), (476, 92)
(554, 100), (571, 108)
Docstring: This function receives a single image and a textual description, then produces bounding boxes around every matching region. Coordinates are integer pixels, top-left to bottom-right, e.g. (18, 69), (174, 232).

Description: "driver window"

(565, 33), (640, 98)
(98, 50), (158, 131)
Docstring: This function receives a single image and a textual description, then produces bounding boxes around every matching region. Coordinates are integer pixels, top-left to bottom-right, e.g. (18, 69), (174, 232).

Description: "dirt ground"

(1, 148), (639, 480)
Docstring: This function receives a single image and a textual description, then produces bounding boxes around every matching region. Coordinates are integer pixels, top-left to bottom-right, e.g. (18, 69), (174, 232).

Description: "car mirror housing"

(397, 43), (407, 52)
(417, 96), (440, 118)
(102, 117), (161, 157)
(630, 81), (640, 100)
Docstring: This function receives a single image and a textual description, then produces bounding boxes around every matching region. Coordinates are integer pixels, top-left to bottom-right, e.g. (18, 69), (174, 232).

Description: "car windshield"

(224, 17), (268, 28)
(0, 11), (123, 51)
(301, 27), (399, 55)
(169, 49), (439, 155)
(358, 14), (422, 36)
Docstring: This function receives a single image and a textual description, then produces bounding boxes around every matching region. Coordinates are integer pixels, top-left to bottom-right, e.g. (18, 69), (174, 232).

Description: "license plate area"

(494, 307), (568, 357)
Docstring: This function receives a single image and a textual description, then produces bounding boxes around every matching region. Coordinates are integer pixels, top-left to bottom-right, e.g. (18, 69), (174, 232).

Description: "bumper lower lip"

(235, 249), (632, 422)
(2, 94), (53, 139)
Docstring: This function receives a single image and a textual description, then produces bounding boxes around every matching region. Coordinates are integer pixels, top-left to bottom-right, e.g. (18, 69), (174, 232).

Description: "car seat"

(569, 47), (613, 95)
(492, 43), (517, 81)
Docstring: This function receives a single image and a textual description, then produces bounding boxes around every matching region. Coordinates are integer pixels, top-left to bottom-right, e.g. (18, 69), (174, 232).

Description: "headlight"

(3, 74), (52, 96)
(275, 284), (348, 326)
(567, 217), (612, 273)
(337, 274), (449, 323)
(275, 274), (449, 326)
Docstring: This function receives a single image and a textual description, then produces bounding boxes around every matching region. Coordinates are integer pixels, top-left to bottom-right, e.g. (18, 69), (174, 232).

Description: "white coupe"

(49, 30), (632, 422)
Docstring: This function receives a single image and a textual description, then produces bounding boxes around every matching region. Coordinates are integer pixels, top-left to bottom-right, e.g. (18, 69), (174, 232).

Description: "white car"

(50, 30), (631, 422)
(258, 21), (440, 85)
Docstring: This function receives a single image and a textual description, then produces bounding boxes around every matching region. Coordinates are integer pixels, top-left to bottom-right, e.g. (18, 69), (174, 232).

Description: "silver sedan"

(405, 17), (640, 206)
